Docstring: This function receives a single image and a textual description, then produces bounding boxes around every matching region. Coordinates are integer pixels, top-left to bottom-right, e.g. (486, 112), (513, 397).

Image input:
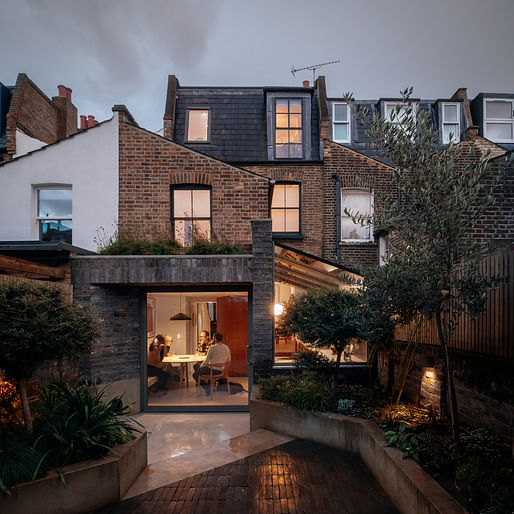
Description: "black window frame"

(271, 181), (302, 238)
(274, 98), (304, 159)
(170, 184), (212, 246)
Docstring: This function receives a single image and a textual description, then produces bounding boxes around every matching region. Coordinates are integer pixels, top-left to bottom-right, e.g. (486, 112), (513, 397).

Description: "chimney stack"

(53, 84), (78, 138)
(303, 80), (310, 88)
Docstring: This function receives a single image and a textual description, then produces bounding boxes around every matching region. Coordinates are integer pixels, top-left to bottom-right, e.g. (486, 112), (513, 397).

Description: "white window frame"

(332, 102), (351, 143)
(383, 101), (418, 126)
(341, 188), (374, 243)
(379, 235), (389, 266)
(483, 98), (514, 143)
(271, 182), (301, 235)
(34, 185), (72, 243)
(441, 102), (460, 144)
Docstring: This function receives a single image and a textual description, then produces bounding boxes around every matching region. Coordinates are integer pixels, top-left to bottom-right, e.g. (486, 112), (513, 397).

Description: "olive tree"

(279, 288), (363, 392)
(0, 281), (99, 433)
(346, 88), (509, 437)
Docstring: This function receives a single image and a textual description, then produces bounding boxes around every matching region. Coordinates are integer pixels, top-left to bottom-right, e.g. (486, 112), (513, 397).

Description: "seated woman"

(147, 334), (170, 391)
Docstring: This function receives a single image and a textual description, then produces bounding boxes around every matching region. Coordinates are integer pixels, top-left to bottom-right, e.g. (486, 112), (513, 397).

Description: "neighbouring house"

(0, 73), (512, 445)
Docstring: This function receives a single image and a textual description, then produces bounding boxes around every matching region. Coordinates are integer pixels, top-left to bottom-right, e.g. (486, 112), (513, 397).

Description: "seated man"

(147, 335), (170, 391)
(193, 332), (231, 384)
(196, 330), (212, 354)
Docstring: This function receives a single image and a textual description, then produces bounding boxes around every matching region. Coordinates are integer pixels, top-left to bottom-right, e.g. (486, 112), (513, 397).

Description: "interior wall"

(147, 293), (192, 354)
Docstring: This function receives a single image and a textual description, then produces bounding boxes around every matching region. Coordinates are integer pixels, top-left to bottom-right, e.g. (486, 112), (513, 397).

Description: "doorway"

(143, 290), (250, 411)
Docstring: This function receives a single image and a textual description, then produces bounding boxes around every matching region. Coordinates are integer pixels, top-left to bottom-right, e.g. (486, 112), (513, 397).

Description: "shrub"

(258, 375), (331, 413)
(0, 434), (43, 493)
(337, 398), (359, 416)
(33, 378), (139, 468)
(294, 351), (335, 377)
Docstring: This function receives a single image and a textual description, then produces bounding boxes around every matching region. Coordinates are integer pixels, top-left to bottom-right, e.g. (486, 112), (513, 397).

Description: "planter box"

(250, 390), (466, 514)
(0, 432), (147, 514)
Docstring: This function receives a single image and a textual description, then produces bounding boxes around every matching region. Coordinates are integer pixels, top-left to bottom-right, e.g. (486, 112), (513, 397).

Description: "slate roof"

(173, 86), (321, 163)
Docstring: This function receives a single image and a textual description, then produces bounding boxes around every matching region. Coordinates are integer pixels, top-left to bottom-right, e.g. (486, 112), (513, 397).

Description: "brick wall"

(378, 344), (514, 449)
(243, 164), (324, 256)
(322, 141), (396, 268)
(118, 122), (269, 246)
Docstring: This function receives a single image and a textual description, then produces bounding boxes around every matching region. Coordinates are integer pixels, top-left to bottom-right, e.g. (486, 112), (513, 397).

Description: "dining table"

(162, 353), (206, 387)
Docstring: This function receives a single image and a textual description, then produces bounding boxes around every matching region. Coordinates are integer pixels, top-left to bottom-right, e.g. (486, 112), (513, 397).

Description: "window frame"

(274, 98), (304, 159)
(483, 98), (514, 143)
(35, 185), (73, 243)
(271, 181), (302, 237)
(332, 102), (351, 143)
(441, 102), (461, 144)
(383, 100), (418, 126)
(340, 188), (374, 243)
(170, 184), (212, 246)
(185, 108), (211, 143)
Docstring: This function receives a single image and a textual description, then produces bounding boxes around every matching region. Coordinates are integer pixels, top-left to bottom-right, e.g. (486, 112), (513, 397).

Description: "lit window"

(341, 189), (373, 241)
(332, 102), (350, 142)
(271, 183), (300, 234)
(275, 99), (303, 158)
(186, 109), (210, 142)
(484, 99), (514, 143)
(171, 186), (211, 246)
(441, 103), (460, 143)
(37, 188), (72, 243)
(379, 235), (389, 266)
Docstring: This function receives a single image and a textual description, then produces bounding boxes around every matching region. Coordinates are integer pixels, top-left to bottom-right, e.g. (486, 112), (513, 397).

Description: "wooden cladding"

(394, 250), (514, 359)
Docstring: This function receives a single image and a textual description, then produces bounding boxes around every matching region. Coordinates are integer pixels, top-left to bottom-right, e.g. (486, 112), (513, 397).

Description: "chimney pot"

(303, 80), (310, 88)
(58, 84), (67, 97)
(65, 87), (72, 101)
(80, 115), (87, 129)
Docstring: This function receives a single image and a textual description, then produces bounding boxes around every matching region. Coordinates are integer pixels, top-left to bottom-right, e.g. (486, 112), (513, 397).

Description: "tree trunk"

(332, 348), (343, 396)
(435, 310), (459, 440)
(18, 378), (33, 434)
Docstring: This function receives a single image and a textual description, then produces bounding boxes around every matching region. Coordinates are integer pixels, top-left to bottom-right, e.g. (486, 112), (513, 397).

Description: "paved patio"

(98, 435), (398, 513)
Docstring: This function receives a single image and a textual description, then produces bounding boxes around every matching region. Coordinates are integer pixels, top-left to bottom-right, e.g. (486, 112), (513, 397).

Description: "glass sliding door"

(144, 290), (249, 411)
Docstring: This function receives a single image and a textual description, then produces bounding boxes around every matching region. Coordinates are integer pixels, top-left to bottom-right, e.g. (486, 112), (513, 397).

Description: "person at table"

(196, 330), (212, 354)
(192, 332), (231, 383)
(148, 335), (170, 391)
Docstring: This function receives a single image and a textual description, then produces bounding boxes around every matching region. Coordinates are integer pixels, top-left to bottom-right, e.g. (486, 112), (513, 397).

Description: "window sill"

(272, 233), (305, 240)
(186, 140), (211, 144)
(340, 240), (374, 244)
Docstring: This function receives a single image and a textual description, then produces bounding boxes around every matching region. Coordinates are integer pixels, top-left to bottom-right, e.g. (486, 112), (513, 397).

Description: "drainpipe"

(332, 174), (341, 264)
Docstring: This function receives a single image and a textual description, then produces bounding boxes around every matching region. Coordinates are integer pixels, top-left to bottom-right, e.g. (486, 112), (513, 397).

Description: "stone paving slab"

(96, 439), (399, 514)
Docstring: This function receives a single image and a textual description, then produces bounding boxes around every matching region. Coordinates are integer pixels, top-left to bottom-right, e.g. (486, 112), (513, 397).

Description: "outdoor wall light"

(425, 369), (434, 379)
(274, 303), (284, 316)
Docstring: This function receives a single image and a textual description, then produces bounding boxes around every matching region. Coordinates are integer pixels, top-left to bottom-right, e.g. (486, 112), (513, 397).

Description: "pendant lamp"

(169, 294), (191, 321)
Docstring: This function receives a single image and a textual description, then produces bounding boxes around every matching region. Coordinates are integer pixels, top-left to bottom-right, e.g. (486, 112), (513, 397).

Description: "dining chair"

(197, 362), (231, 398)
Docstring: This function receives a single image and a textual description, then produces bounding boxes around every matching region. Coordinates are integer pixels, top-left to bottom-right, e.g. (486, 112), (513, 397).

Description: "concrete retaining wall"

(250, 393), (466, 514)
(0, 432), (147, 514)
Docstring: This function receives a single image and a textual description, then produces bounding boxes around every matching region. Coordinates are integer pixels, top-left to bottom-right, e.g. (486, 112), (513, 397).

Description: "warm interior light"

(425, 369), (434, 379)
(274, 304), (284, 316)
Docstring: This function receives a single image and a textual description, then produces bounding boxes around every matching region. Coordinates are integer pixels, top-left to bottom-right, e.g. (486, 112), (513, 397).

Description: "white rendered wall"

(14, 130), (47, 158)
(0, 115), (119, 251)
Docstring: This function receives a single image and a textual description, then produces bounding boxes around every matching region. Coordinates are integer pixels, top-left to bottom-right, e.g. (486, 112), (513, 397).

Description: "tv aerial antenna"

(291, 59), (340, 84)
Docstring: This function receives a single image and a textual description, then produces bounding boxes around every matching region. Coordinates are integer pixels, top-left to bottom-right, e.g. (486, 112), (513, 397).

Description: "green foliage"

(0, 281), (99, 382)
(293, 350), (335, 376)
(337, 398), (359, 416)
(258, 375), (332, 413)
(385, 423), (420, 462)
(32, 378), (139, 468)
(0, 434), (43, 493)
(280, 288), (363, 362)
(98, 237), (247, 256)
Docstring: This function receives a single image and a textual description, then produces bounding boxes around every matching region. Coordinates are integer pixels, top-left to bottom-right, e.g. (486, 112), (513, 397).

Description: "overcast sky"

(1, 0), (513, 132)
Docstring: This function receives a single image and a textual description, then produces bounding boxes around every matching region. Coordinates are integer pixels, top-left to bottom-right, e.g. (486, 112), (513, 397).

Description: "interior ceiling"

(150, 291), (247, 301)
(274, 245), (362, 291)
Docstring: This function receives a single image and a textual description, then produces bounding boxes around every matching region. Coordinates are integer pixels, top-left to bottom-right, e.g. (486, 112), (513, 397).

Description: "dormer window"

(186, 109), (210, 142)
(383, 101), (417, 129)
(441, 103), (460, 144)
(275, 99), (303, 158)
(332, 102), (350, 143)
(484, 99), (514, 143)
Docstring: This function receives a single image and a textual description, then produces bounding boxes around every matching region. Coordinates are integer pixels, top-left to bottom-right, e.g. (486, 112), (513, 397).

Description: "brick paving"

(97, 439), (398, 514)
